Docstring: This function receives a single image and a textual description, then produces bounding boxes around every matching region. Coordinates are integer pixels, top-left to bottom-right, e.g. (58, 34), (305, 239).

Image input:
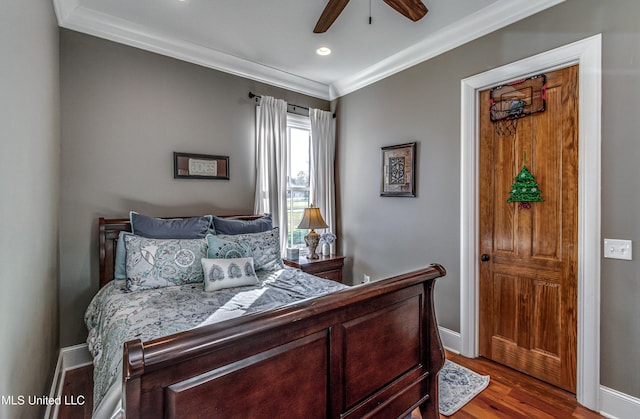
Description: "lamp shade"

(297, 205), (328, 230)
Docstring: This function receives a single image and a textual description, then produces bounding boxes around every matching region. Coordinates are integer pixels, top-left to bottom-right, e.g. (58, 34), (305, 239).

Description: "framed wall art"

(380, 142), (416, 197)
(173, 152), (229, 180)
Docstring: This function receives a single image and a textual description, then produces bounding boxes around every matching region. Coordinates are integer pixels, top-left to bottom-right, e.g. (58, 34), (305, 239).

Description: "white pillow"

(202, 257), (259, 292)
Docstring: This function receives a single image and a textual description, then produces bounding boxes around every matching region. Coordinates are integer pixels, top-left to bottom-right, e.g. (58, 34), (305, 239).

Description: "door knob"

(481, 254), (490, 262)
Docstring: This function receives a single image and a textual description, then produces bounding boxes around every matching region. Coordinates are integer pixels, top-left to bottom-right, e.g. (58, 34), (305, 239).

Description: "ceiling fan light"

(316, 47), (332, 56)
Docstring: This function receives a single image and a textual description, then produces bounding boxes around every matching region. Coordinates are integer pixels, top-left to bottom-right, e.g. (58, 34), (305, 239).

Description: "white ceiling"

(54, 0), (564, 100)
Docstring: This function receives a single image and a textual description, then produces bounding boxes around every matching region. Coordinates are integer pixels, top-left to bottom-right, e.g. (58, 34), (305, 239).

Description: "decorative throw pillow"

(202, 257), (259, 292)
(130, 212), (212, 239)
(124, 235), (208, 291)
(206, 235), (252, 259)
(212, 214), (272, 235)
(218, 228), (284, 271)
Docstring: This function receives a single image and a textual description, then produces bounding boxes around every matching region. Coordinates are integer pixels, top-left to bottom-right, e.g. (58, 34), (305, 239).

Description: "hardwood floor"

(420, 351), (603, 418)
(60, 352), (603, 418)
(58, 364), (93, 419)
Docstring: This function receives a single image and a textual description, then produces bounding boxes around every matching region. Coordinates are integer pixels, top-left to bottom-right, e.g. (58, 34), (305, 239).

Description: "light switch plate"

(603, 239), (632, 260)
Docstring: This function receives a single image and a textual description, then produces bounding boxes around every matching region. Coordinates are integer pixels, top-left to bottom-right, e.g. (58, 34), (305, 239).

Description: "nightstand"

(283, 254), (346, 283)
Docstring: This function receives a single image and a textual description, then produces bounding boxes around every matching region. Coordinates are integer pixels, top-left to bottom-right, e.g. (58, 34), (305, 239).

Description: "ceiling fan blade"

(383, 0), (428, 22)
(314, 0), (350, 33)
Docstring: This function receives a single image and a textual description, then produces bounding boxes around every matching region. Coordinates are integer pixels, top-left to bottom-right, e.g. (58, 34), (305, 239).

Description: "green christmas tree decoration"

(507, 153), (543, 209)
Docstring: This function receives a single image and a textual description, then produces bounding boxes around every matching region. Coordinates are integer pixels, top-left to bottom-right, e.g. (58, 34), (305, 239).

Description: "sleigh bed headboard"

(98, 214), (265, 289)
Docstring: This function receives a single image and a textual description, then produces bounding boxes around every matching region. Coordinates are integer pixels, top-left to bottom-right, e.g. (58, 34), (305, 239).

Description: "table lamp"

(296, 204), (328, 259)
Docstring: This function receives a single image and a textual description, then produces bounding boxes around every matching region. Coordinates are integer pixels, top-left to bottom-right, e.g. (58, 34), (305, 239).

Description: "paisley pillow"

(202, 257), (259, 292)
(124, 235), (208, 291)
(218, 228), (284, 271)
(206, 235), (252, 259)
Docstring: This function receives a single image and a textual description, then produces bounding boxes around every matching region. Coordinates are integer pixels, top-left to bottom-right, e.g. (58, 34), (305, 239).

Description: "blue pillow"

(114, 231), (132, 281)
(130, 212), (212, 239)
(212, 214), (272, 235)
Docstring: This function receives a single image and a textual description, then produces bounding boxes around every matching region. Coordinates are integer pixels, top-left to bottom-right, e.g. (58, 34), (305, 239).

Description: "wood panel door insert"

(479, 65), (578, 392)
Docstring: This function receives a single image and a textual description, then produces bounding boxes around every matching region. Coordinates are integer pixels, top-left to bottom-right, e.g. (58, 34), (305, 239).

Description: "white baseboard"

(439, 326), (461, 354)
(437, 327), (639, 418)
(600, 385), (640, 419)
(44, 344), (93, 419)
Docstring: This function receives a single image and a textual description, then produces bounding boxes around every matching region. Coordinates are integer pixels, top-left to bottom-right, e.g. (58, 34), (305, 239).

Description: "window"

(286, 114), (311, 248)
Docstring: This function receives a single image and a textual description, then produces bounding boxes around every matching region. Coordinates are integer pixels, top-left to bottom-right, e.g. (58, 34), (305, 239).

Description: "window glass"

(286, 116), (311, 248)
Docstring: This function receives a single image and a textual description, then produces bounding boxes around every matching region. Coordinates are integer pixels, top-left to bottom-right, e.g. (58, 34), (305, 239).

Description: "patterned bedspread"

(85, 267), (347, 415)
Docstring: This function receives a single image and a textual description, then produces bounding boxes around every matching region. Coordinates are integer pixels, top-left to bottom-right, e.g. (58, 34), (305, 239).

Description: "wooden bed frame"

(98, 216), (446, 418)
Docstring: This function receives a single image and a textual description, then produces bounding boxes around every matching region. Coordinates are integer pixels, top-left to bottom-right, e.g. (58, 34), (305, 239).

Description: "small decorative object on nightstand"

(286, 247), (299, 260)
(283, 254), (346, 283)
(320, 232), (337, 256)
(296, 204), (328, 259)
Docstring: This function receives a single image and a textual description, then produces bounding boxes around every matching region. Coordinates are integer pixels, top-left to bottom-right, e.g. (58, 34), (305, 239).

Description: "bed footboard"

(123, 264), (446, 418)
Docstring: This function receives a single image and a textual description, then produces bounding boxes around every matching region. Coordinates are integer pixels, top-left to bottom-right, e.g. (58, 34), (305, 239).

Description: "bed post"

(123, 339), (144, 419)
(422, 263), (446, 418)
(98, 217), (107, 287)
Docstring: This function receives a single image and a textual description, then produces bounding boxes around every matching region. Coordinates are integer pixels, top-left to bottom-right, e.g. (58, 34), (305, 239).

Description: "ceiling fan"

(313, 0), (428, 33)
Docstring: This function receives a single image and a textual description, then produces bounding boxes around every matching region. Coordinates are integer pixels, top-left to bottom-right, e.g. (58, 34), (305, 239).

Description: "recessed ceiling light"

(316, 47), (332, 56)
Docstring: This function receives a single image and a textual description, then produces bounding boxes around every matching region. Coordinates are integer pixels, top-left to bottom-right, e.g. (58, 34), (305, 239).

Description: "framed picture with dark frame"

(173, 152), (229, 180)
(380, 142), (416, 197)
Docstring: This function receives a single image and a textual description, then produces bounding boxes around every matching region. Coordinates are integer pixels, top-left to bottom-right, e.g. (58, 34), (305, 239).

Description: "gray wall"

(0, 0), (60, 418)
(59, 30), (329, 346)
(336, 0), (640, 398)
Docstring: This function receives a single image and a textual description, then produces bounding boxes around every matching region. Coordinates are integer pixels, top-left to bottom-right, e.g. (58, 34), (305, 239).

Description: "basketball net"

(490, 74), (547, 137)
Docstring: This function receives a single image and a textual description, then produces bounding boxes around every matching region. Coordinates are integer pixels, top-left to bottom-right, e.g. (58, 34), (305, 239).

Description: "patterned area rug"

(439, 360), (490, 416)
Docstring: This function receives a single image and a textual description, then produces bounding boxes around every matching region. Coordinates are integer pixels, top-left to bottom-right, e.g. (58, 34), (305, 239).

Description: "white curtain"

(254, 96), (288, 250)
(309, 108), (336, 241)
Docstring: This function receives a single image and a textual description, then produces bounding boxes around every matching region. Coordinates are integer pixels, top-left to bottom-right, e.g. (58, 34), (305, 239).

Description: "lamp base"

(304, 229), (321, 259)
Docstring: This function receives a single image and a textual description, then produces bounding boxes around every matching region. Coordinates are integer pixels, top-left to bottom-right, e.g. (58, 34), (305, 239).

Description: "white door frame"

(459, 34), (602, 410)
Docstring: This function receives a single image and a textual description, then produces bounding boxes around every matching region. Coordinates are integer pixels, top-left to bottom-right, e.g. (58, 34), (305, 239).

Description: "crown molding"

(329, 0), (566, 99)
(54, 0), (564, 101)
(54, 1), (332, 100)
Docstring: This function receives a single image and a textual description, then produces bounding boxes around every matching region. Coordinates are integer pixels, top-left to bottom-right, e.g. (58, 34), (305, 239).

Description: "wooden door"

(479, 65), (578, 392)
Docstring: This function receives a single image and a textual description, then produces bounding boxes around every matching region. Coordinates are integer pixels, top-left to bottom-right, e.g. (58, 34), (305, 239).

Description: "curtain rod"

(248, 92), (335, 118)
(249, 92), (309, 111)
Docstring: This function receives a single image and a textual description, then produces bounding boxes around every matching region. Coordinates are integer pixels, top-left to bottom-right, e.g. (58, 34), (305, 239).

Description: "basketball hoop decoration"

(490, 74), (547, 136)
(507, 153), (543, 209)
